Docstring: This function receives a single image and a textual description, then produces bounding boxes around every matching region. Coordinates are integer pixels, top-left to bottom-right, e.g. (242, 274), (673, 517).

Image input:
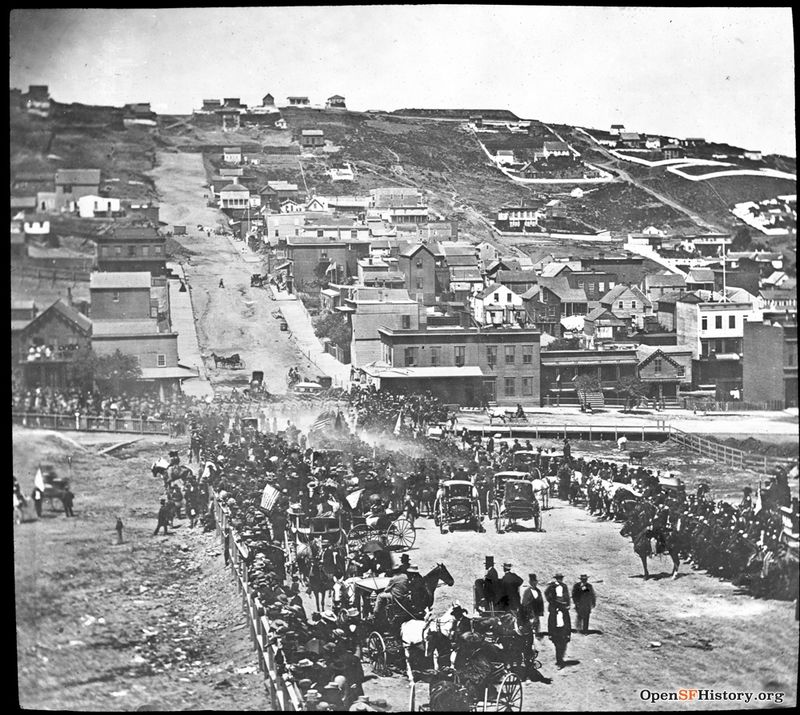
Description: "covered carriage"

(434, 480), (483, 534)
(284, 505), (346, 572)
(489, 473), (541, 534)
(346, 491), (416, 553)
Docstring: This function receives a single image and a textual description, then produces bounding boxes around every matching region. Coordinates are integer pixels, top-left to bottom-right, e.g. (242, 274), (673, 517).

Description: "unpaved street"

(149, 152), (320, 394)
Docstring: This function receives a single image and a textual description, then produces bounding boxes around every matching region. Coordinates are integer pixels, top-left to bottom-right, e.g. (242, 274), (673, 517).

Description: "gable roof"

(644, 272), (686, 289)
(400, 242), (439, 258)
(220, 183), (250, 193)
(495, 269), (538, 284)
(538, 276), (588, 303)
(686, 268), (715, 283)
(540, 261), (579, 278)
(600, 283), (651, 307)
(25, 299), (91, 336)
(543, 141), (569, 152)
(302, 129), (324, 136)
(474, 283), (519, 300)
(55, 169), (101, 185)
(636, 347), (684, 370)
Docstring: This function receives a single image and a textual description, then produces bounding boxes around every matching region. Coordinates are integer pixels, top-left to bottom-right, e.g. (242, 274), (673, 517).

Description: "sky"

(9, 6), (797, 156)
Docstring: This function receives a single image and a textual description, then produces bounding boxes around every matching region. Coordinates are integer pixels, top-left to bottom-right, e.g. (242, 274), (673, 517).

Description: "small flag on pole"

(346, 489), (365, 510)
(753, 482), (763, 515)
(393, 410), (403, 436)
(309, 410), (334, 438)
(34, 467), (45, 493)
(260, 483), (280, 512)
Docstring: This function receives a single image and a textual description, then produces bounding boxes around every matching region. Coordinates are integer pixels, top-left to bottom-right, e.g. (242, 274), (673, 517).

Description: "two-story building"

(326, 95), (347, 109)
(643, 272), (686, 304)
(540, 348), (639, 404)
(636, 345), (693, 403)
(599, 284), (652, 330)
(373, 325), (541, 405)
(77, 194), (122, 218)
(583, 307), (627, 347)
(223, 146), (242, 164)
(300, 129), (325, 148)
(95, 226), (167, 275)
(469, 284), (525, 326)
(521, 285), (562, 337)
(285, 234), (371, 290)
(675, 294), (756, 398)
(54, 169), (101, 211)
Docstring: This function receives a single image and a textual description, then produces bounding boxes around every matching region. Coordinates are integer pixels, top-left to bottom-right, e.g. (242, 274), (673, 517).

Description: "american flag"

(309, 410), (335, 437)
(260, 483), (280, 512)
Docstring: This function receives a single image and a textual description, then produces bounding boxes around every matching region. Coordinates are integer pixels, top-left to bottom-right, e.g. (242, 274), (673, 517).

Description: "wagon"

(629, 449), (649, 465)
(349, 576), (407, 676)
(38, 463), (70, 510)
(434, 480), (483, 533)
(284, 506), (345, 573)
(489, 474), (541, 534)
(348, 509), (416, 552)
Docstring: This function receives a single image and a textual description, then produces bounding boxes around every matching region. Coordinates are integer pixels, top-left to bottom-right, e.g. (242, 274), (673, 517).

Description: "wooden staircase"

(577, 389), (605, 409)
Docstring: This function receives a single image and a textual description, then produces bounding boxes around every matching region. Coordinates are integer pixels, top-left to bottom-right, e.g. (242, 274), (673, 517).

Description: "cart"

(285, 506), (345, 576)
(489, 474), (541, 534)
(348, 509), (416, 552)
(434, 480), (483, 533)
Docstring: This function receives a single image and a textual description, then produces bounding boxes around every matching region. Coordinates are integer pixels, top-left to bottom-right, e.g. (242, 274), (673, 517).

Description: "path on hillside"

(580, 137), (725, 232)
(149, 152), (320, 395)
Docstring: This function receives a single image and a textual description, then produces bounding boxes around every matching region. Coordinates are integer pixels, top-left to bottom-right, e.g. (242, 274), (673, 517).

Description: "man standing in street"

(544, 572), (571, 609)
(61, 487), (75, 517)
(115, 516), (124, 544)
(153, 498), (170, 536)
(572, 574), (597, 634)
(546, 572), (572, 668)
(483, 555), (500, 612)
(499, 562), (523, 612)
(31, 486), (43, 518)
(519, 573), (545, 638)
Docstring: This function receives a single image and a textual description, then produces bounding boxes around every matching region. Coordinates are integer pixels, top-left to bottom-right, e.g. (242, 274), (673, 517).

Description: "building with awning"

(359, 363), (485, 405)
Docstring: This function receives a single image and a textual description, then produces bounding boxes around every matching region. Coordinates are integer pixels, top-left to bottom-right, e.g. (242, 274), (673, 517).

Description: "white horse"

(529, 477), (550, 510)
(399, 610), (456, 682)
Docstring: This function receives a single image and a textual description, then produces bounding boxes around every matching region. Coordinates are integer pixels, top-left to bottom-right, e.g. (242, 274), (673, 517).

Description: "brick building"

(285, 235), (371, 291)
(95, 226), (167, 275)
(742, 319), (798, 408)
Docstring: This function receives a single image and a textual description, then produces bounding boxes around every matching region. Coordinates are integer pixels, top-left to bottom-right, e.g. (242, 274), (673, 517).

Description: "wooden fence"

(13, 264), (91, 283)
(211, 489), (304, 711)
(12, 412), (172, 435)
(668, 426), (797, 475)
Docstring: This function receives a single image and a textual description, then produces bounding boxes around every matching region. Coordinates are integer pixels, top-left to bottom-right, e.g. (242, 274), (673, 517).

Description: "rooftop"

(90, 272), (152, 290)
(92, 319), (160, 336)
(55, 169), (101, 185)
(362, 365), (484, 379)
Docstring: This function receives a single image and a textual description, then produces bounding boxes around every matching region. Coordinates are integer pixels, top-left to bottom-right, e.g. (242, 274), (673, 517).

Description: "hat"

(320, 611), (337, 623)
(295, 658), (314, 668)
(406, 565), (420, 573)
(528, 573), (537, 581)
(554, 572), (564, 579)
(345, 608), (360, 618)
(400, 554), (410, 562)
(503, 563), (512, 570)
(580, 574), (588, 580)
(485, 555), (494, 566)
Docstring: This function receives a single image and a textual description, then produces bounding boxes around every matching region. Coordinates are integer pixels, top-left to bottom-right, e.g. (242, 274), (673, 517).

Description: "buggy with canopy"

(489, 473), (542, 534)
(434, 480), (483, 534)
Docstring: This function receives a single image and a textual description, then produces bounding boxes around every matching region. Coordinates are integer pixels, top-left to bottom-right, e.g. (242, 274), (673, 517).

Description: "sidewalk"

(167, 262), (214, 400)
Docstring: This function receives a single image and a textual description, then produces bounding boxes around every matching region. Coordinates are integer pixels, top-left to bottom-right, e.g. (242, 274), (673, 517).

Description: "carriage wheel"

(386, 517), (416, 551)
(494, 672), (523, 712)
(367, 632), (388, 676)
(439, 519), (449, 534)
(348, 524), (370, 551)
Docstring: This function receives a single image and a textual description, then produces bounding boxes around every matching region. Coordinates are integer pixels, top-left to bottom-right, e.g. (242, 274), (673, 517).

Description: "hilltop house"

(200, 99), (222, 113)
(469, 284), (525, 326)
(610, 124), (625, 136)
(287, 96), (311, 107)
(77, 195), (122, 218)
(262, 93), (275, 107)
(24, 85), (51, 117)
(599, 284), (652, 330)
(217, 108), (240, 132)
(223, 147), (242, 164)
(326, 95), (346, 109)
(542, 141), (571, 158)
(219, 183), (251, 210)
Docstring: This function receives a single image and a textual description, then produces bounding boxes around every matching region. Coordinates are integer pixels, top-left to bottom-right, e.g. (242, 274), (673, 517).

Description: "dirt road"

(148, 152), (319, 395)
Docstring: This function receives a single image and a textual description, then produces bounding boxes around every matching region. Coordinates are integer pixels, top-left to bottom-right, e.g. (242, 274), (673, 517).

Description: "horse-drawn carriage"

(433, 480), (483, 534)
(285, 507), (345, 572)
(38, 463), (70, 510)
(488, 472), (542, 534)
(211, 352), (244, 369)
(348, 509), (417, 553)
(250, 273), (268, 287)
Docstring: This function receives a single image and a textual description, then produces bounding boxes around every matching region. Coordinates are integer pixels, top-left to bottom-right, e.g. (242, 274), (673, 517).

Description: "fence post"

(641, 426), (645, 442)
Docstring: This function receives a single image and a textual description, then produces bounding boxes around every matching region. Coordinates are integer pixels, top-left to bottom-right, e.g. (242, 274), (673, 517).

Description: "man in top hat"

(393, 553), (411, 575)
(571, 574), (597, 634)
(373, 564), (410, 622)
(499, 562), (523, 612)
(407, 565), (429, 618)
(544, 572), (570, 608)
(546, 573), (572, 668)
(483, 555), (500, 611)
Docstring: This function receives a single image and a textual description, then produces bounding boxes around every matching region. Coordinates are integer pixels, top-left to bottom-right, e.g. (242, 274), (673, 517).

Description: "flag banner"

(753, 484), (763, 515)
(345, 489), (364, 510)
(309, 410), (335, 437)
(393, 410), (403, 436)
(260, 483), (280, 511)
(34, 468), (45, 492)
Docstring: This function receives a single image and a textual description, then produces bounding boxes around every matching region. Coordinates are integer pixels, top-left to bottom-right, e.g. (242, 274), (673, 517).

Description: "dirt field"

(13, 428), (265, 711)
(147, 152), (319, 395)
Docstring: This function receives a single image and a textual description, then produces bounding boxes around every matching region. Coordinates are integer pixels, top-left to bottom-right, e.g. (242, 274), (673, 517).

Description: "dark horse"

(620, 501), (681, 580)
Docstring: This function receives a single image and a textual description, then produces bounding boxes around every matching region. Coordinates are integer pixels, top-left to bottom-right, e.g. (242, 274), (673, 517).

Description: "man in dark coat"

(483, 555), (500, 611)
(61, 487), (75, 517)
(153, 498), (170, 535)
(519, 573), (545, 637)
(571, 574), (597, 634)
(499, 562), (523, 612)
(548, 599), (572, 669)
(544, 572), (570, 609)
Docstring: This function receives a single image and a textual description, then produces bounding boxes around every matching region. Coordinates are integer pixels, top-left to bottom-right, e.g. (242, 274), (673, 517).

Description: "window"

(729, 315), (736, 329)
(522, 376), (534, 396)
(486, 346), (497, 368)
(142, 245), (149, 256)
(631, 300), (637, 309)
(506, 293), (513, 303)
(522, 345), (533, 364)
(505, 345), (515, 364)
(676, 366), (685, 377)
(504, 377), (516, 396)
(701, 316), (708, 331)
(404, 347), (417, 367)
(115, 246), (122, 256)
(654, 357), (662, 374)
(157, 354), (166, 367)
(128, 245), (136, 257)
(618, 301), (624, 309)
(154, 246), (162, 255)
(401, 315), (411, 329)
(598, 282), (605, 292)
(454, 346), (465, 367)
(715, 315), (722, 329)
(430, 347), (440, 366)
(416, 277), (423, 289)
(416, 259), (423, 268)
(62, 184), (72, 193)
(317, 230), (324, 238)
(494, 292), (500, 302)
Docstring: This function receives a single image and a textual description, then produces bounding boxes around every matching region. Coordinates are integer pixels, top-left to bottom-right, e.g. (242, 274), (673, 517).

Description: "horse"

(400, 610), (457, 681)
(529, 477), (550, 510)
(620, 500), (681, 580)
(296, 538), (333, 610)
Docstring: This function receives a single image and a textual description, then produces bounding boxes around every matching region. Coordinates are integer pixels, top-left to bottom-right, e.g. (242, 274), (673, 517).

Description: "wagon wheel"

(348, 524), (371, 551)
(494, 501), (505, 534)
(386, 517), (416, 551)
(439, 517), (449, 534)
(494, 672), (523, 712)
(367, 631), (388, 676)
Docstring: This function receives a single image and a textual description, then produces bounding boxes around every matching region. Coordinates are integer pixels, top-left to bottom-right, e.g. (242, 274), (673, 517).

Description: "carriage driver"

(372, 567), (411, 621)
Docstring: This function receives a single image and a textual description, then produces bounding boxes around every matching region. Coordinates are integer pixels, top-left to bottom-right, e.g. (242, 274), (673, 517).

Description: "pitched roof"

(538, 276), (587, 303)
(540, 261), (579, 277)
(55, 169), (101, 185)
(11, 196), (37, 209)
(24, 299), (91, 336)
(543, 141), (569, 152)
(644, 272), (686, 288)
(220, 183), (250, 193)
(636, 346), (686, 368)
(400, 242), (439, 258)
(600, 283), (651, 307)
(686, 268), (715, 283)
(302, 129), (324, 136)
(328, 95), (345, 100)
(90, 271), (152, 290)
(495, 269), (538, 284)
(111, 227), (162, 241)
(619, 132), (641, 141)
(223, 146), (241, 153)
